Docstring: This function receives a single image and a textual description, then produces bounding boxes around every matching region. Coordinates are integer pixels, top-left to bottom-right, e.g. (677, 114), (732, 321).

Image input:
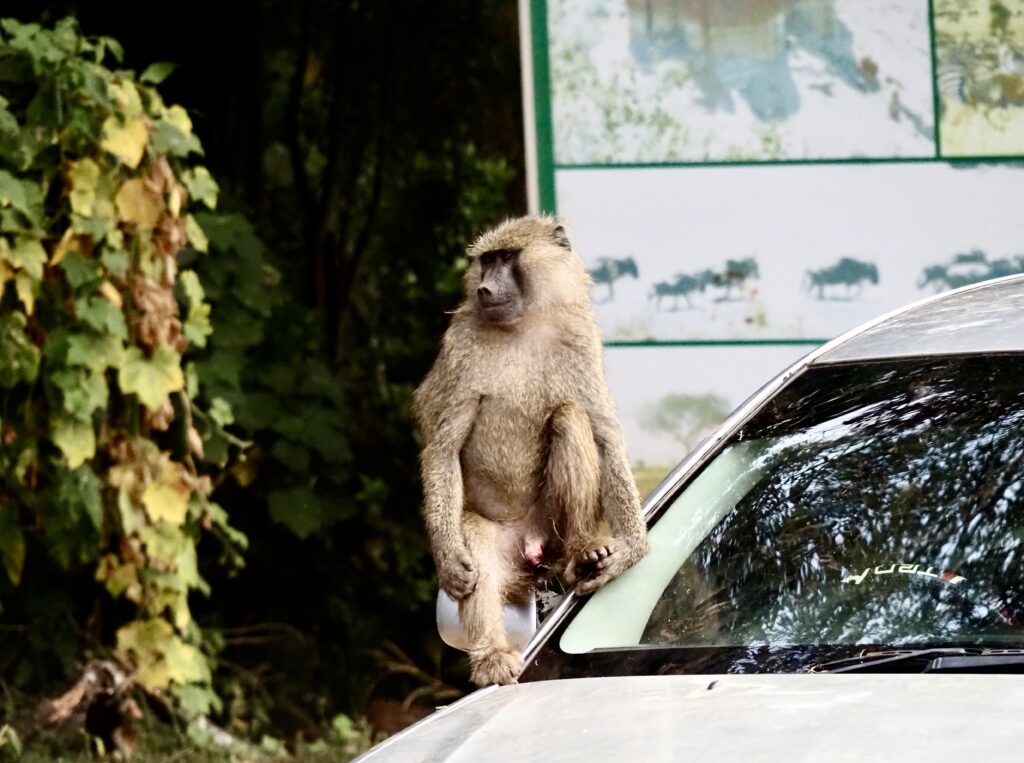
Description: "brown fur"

(413, 216), (649, 687)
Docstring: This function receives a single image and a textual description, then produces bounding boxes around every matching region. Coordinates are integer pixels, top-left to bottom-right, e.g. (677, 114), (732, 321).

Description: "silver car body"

(358, 275), (1024, 762)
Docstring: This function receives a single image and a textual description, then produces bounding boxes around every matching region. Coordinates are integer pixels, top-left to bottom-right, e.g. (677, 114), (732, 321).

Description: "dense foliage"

(0, 0), (524, 750)
(0, 17), (241, 719)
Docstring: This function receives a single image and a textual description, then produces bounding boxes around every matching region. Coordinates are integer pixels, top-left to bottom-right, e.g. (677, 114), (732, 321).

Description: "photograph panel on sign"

(604, 345), (811, 494)
(548, 0), (935, 164)
(935, 0), (1024, 156)
(558, 161), (1024, 342)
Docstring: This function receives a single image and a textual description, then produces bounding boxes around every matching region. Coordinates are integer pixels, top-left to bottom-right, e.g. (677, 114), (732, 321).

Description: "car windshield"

(559, 354), (1024, 656)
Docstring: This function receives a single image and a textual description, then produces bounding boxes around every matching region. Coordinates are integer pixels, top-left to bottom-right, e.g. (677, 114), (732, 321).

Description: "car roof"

(811, 274), (1024, 365)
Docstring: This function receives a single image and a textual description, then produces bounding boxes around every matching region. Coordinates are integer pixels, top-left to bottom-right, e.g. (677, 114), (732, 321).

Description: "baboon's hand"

(565, 538), (632, 595)
(437, 547), (478, 600)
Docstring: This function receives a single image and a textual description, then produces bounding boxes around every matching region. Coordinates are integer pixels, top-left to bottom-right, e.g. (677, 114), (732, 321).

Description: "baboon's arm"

(583, 386), (650, 561)
(419, 392), (481, 596)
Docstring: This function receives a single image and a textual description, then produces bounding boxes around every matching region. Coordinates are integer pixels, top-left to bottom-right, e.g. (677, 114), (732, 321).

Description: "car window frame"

(519, 348), (1024, 681)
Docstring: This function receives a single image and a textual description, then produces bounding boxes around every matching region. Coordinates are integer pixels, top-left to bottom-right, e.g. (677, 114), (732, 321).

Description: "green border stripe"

(531, 0), (557, 213)
(927, 0), (943, 157)
(556, 156), (1024, 172)
(605, 339), (827, 348)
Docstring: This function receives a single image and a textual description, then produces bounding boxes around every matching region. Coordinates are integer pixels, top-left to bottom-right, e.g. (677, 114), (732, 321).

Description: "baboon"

(413, 216), (649, 687)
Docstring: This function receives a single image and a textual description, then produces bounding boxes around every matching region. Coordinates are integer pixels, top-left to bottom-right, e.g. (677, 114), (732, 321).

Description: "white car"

(359, 274), (1024, 762)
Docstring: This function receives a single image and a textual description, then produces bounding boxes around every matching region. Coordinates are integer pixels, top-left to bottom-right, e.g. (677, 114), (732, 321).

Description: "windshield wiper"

(808, 647), (1024, 674)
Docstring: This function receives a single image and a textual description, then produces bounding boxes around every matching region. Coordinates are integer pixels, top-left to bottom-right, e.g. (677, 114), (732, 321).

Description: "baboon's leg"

(545, 402), (602, 559)
(459, 514), (526, 687)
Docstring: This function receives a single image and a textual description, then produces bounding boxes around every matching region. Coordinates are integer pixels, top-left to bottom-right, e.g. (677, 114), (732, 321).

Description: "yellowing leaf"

(116, 619), (211, 691)
(96, 554), (142, 601)
(98, 281), (123, 309)
(168, 185), (183, 217)
(52, 416), (96, 468)
(142, 460), (190, 528)
(115, 178), (162, 231)
(68, 158), (100, 217)
(0, 512), (25, 586)
(119, 346), (184, 410)
(0, 260), (13, 290)
(142, 481), (189, 525)
(14, 272), (35, 315)
(101, 115), (149, 169)
(164, 105), (193, 134)
(109, 80), (144, 116)
(50, 227), (80, 266)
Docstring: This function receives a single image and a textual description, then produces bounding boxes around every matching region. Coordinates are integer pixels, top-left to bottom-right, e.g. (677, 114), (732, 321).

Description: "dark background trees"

(1, 0), (527, 746)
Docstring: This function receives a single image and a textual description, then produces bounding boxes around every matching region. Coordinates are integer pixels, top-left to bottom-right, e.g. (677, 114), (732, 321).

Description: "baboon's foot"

(470, 647), (524, 687)
(565, 537), (631, 595)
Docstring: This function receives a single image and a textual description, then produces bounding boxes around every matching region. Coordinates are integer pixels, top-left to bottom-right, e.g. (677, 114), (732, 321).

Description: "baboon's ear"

(552, 225), (571, 250)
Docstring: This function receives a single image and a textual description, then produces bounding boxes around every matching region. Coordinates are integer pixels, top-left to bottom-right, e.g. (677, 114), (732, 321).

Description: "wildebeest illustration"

(708, 257), (759, 300)
(917, 250), (1024, 292)
(804, 257), (879, 299)
(649, 270), (716, 311)
(588, 257), (639, 302)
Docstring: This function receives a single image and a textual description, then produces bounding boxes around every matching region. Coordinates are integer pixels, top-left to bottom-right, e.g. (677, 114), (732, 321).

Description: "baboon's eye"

(480, 251), (496, 266)
(500, 250), (514, 263)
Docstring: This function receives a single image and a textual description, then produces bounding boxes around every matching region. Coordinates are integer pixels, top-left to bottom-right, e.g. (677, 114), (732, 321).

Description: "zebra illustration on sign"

(588, 257), (639, 302)
(804, 257), (879, 299)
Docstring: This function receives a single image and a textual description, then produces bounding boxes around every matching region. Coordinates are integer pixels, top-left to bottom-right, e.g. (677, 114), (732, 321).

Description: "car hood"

(356, 673), (1024, 762)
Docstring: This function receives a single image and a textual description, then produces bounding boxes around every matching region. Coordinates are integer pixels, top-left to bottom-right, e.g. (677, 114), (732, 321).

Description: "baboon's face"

(476, 248), (525, 326)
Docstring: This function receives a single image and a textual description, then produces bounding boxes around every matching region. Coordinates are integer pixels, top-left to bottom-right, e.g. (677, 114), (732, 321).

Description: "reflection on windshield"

(564, 356), (1024, 653)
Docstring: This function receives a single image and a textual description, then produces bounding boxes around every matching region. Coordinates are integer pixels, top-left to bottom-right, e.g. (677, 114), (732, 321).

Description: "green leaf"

(52, 367), (108, 421)
(140, 522), (187, 563)
(0, 170), (41, 227)
(60, 250), (103, 289)
(119, 346), (185, 410)
(140, 61), (176, 84)
(178, 269), (204, 304)
(151, 108), (202, 157)
(98, 36), (124, 63)
(66, 332), (125, 372)
(271, 440), (310, 473)
(173, 683), (221, 719)
(208, 397), (234, 428)
(56, 466), (104, 531)
(181, 167), (218, 209)
(178, 270), (212, 347)
(5, 237), (47, 279)
(52, 416), (96, 468)
(0, 313), (40, 387)
(75, 296), (128, 338)
(101, 247), (130, 277)
(184, 214), (208, 253)
(268, 487), (322, 540)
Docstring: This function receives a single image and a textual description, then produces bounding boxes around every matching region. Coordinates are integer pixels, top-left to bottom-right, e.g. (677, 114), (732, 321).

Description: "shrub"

(0, 17), (242, 716)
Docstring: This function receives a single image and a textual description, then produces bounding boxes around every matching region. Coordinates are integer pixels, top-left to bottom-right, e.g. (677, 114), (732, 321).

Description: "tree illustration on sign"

(640, 392), (732, 452)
